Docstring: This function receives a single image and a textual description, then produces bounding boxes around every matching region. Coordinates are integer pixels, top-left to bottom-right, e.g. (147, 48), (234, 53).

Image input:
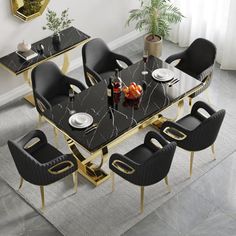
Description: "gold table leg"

(66, 138), (110, 186)
(23, 70), (35, 106)
(62, 53), (70, 74)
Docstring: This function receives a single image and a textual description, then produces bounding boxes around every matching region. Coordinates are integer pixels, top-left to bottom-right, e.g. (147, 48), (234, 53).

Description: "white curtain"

(168, 0), (236, 70)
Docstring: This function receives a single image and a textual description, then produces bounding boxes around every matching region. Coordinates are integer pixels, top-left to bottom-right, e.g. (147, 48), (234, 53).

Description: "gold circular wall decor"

(11, 0), (50, 22)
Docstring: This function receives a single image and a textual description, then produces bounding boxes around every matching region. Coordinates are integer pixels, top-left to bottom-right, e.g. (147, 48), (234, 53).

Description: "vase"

(52, 33), (61, 45)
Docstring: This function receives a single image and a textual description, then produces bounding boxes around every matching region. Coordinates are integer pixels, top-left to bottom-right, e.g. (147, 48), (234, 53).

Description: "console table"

(0, 26), (90, 105)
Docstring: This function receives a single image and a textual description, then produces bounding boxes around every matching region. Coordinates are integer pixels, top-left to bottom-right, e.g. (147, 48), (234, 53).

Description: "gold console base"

(24, 93), (35, 106)
(78, 163), (110, 186)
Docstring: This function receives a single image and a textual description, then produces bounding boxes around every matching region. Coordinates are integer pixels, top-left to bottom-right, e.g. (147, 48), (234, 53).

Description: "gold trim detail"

(163, 127), (187, 141)
(48, 161), (74, 175)
(112, 160), (135, 175)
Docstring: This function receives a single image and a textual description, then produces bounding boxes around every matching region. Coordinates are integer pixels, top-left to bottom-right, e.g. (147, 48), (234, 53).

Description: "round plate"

(152, 68), (174, 82)
(69, 113), (93, 129)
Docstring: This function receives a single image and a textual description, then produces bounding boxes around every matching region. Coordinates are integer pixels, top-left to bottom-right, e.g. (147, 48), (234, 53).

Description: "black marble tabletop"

(0, 26), (90, 75)
(43, 56), (202, 153)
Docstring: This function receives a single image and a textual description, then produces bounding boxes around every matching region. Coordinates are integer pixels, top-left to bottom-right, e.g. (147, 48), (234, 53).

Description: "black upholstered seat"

(160, 101), (225, 176)
(31, 61), (86, 114)
(165, 38), (216, 104)
(8, 130), (78, 209)
(109, 131), (176, 213)
(82, 38), (133, 87)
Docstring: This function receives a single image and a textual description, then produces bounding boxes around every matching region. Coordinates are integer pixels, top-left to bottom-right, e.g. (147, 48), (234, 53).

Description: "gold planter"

(144, 34), (163, 58)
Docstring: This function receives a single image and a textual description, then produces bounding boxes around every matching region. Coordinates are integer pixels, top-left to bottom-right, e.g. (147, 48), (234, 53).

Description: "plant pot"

(52, 33), (61, 45)
(144, 34), (162, 58)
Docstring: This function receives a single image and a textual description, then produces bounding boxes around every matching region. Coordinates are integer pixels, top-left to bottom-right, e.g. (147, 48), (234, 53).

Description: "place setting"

(152, 68), (180, 86)
(68, 112), (98, 134)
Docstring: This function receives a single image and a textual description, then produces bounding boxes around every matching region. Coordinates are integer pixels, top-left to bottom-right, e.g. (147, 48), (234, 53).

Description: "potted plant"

(42, 8), (74, 44)
(127, 0), (183, 57)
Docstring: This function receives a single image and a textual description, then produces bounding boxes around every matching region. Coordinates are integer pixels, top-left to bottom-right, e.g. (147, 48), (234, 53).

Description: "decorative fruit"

(122, 82), (143, 100)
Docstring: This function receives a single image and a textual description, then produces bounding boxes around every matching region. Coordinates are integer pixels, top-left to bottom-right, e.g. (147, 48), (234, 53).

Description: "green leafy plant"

(127, 0), (183, 40)
(42, 8), (74, 35)
(19, 0), (42, 16)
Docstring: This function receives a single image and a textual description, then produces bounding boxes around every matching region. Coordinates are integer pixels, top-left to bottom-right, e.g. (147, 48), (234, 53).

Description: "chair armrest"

(165, 51), (186, 64)
(161, 121), (189, 141)
(197, 65), (213, 82)
(109, 153), (139, 175)
(85, 66), (102, 86)
(112, 52), (133, 67)
(144, 131), (169, 148)
(66, 77), (87, 91)
(44, 154), (77, 175)
(34, 90), (52, 112)
(191, 101), (216, 116)
(18, 130), (47, 148)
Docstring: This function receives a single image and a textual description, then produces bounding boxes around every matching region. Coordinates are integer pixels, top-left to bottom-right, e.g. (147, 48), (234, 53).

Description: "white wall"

(0, 0), (140, 106)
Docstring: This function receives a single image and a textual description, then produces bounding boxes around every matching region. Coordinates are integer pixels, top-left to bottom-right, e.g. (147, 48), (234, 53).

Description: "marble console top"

(0, 26), (90, 75)
(43, 56), (202, 152)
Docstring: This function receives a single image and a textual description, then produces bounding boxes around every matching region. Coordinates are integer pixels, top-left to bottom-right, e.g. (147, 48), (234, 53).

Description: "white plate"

(69, 113), (93, 129)
(152, 68), (174, 82)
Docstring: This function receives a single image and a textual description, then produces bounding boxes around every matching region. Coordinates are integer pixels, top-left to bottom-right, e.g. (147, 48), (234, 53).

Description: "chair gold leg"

(176, 99), (184, 120)
(211, 144), (216, 160)
(140, 186), (144, 214)
(40, 186), (45, 210)
(206, 89), (211, 104)
(111, 171), (115, 192)
(190, 152), (194, 177)
(18, 177), (24, 190)
(53, 127), (58, 148)
(37, 115), (42, 128)
(72, 171), (78, 193)
(164, 176), (171, 193)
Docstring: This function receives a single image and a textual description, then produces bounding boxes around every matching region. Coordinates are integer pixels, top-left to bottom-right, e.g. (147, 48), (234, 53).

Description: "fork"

(85, 123), (98, 134)
(168, 78), (180, 86)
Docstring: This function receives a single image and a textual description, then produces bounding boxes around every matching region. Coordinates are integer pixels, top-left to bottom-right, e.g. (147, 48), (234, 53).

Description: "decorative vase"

(52, 33), (61, 45)
(17, 41), (31, 52)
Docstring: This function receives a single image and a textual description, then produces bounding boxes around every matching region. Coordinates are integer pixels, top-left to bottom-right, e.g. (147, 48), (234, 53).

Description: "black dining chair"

(82, 38), (133, 87)
(109, 131), (176, 213)
(32, 61), (86, 115)
(160, 101), (225, 176)
(165, 38), (216, 106)
(8, 130), (78, 209)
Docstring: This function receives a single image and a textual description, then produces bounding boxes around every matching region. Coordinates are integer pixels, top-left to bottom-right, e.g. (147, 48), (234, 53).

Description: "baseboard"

(0, 84), (30, 108)
(68, 30), (144, 72)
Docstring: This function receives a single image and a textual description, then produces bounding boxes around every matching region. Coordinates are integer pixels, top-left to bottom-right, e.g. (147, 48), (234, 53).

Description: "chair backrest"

(182, 109), (226, 151)
(8, 140), (43, 185)
(32, 61), (69, 101)
(177, 38), (216, 78)
(140, 142), (176, 186)
(82, 38), (117, 74)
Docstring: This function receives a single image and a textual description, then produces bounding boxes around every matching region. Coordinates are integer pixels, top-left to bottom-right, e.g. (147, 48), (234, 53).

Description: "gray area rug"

(0, 100), (235, 236)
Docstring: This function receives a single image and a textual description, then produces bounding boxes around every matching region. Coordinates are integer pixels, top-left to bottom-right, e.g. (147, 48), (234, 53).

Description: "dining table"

(42, 56), (203, 186)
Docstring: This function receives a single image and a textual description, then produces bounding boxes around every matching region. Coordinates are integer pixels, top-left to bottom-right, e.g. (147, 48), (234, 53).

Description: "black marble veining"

(0, 27), (90, 75)
(43, 56), (202, 152)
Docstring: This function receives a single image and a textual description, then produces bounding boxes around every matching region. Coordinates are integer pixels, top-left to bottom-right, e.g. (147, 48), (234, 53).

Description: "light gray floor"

(0, 37), (236, 236)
